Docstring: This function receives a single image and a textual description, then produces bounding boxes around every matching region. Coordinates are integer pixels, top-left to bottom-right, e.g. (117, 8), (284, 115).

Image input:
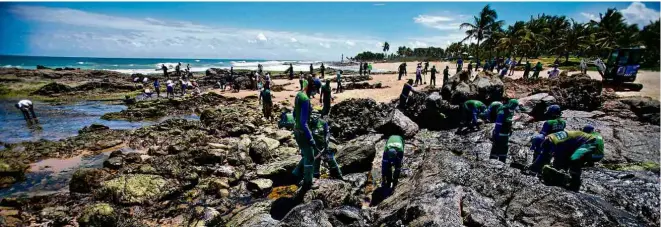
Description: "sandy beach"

(214, 61), (660, 108)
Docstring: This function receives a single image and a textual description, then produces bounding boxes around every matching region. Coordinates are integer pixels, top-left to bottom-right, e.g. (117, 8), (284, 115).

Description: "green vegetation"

(604, 162), (660, 173)
(353, 6), (660, 70)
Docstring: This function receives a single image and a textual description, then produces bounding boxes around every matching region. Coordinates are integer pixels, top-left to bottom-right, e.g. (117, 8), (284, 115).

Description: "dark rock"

(336, 134), (382, 174)
(247, 178), (274, 197)
(39, 206), (70, 226)
(550, 73), (603, 111)
(79, 124), (110, 134)
(36, 65), (51, 70)
(441, 71), (503, 105)
(375, 109), (419, 138)
(77, 203), (117, 227)
(328, 206), (369, 227)
(96, 174), (181, 205)
(280, 200), (332, 227)
(70, 168), (111, 193)
(518, 93), (557, 120)
(31, 82), (73, 96)
(249, 136), (282, 164)
(0, 160), (28, 189)
(103, 157), (124, 169)
(227, 200), (277, 226)
(329, 98), (390, 140)
(304, 179), (356, 208)
(619, 96), (660, 125)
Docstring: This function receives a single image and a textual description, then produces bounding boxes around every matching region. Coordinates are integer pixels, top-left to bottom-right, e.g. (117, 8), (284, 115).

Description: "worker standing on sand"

(415, 64), (423, 85)
(523, 61), (531, 79)
(468, 61), (474, 75)
(258, 64), (263, 75)
(490, 99), (519, 163)
(460, 100), (486, 131)
(398, 63), (407, 80)
(161, 64), (168, 79)
(532, 62), (543, 79)
(310, 64), (314, 75)
(259, 83), (274, 121)
(336, 70), (343, 93)
(509, 59), (516, 76)
(528, 126), (604, 192)
(457, 57), (464, 72)
(530, 105), (566, 161)
(580, 59), (588, 74)
(153, 79), (160, 98)
(292, 80), (317, 194)
(320, 79), (332, 117)
(368, 63), (372, 75)
(443, 66), (450, 85)
(381, 135), (405, 191)
(311, 115), (343, 180)
(175, 63), (181, 78)
(359, 62), (364, 76)
(15, 100), (38, 124)
(423, 61), (429, 76)
(320, 63), (325, 78)
(548, 65), (560, 78)
(499, 64), (508, 79)
(482, 101), (503, 122)
(166, 80), (174, 98)
(398, 79), (419, 109)
(429, 65), (438, 87)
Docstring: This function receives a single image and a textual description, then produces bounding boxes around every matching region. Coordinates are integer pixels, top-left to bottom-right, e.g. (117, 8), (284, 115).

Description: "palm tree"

(498, 21), (527, 63)
(591, 8), (628, 52)
(382, 42), (390, 56)
(558, 19), (588, 63)
(460, 5), (504, 65)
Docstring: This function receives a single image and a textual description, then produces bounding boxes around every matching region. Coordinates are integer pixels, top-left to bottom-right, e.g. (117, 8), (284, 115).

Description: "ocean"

(0, 55), (326, 74)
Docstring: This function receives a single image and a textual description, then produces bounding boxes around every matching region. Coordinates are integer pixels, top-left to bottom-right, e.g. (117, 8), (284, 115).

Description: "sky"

(0, 1), (659, 60)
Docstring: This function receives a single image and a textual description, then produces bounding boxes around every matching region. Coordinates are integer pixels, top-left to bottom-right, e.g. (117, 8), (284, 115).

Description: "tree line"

(353, 6), (659, 68)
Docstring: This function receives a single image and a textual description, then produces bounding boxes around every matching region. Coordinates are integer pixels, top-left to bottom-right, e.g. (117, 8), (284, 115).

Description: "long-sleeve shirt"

(539, 118), (566, 135)
(493, 108), (514, 138)
(401, 84), (415, 98)
(464, 100), (486, 125)
(294, 91), (314, 142)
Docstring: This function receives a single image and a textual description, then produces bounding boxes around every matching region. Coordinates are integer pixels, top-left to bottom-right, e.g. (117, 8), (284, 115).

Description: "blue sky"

(0, 2), (658, 60)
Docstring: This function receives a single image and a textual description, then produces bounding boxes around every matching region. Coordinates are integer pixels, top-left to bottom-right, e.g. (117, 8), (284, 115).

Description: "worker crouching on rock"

(397, 79), (419, 109)
(382, 135), (405, 192)
(460, 100), (487, 131)
(16, 99), (38, 124)
(528, 125), (604, 192)
(310, 115), (342, 180)
(530, 104), (566, 161)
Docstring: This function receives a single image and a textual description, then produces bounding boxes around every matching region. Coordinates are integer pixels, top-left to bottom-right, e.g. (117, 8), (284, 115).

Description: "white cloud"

(621, 2), (660, 27)
(413, 14), (463, 30)
(8, 5), (384, 60)
(257, 33), (268, 41)
(345, 40), (355, 46)
(408, 41), (428, 48)
(580, 12), (600, 22)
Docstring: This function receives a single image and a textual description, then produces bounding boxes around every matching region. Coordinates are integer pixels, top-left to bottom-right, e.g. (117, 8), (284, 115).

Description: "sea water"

(0, 55), (327, 74)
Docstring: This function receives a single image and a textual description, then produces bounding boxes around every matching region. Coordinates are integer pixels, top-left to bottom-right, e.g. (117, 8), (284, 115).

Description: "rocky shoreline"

(0, 70), (659, 226)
